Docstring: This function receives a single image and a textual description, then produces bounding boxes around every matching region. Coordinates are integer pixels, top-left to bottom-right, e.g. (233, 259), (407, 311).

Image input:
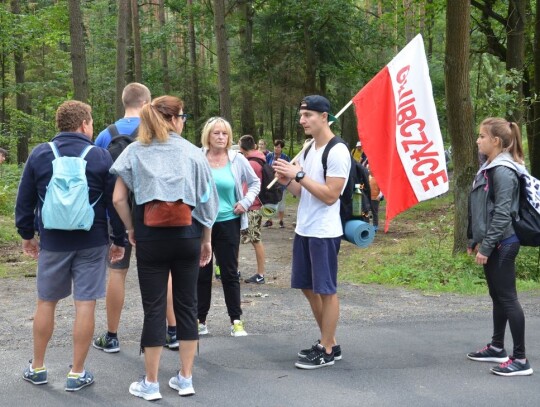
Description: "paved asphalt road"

(1, 317), (539, 407)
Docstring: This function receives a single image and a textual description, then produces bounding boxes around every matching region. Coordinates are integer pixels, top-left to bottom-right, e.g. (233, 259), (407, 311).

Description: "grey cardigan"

(110, 133), (219, 228)
(468, 152), (524, 256)
(202, 147), (261, 230)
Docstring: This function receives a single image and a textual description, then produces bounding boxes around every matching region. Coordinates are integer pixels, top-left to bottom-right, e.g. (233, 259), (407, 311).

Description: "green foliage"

(339, 193), (540, 294)
(0, 164), (21, 217)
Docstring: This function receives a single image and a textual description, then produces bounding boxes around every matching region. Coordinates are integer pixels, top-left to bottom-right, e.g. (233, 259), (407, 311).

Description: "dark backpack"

(107, 124), (138, 162)
(247, 156), (282, 205)
(487, 167), (540, 247)
(304, 136), (371, 227)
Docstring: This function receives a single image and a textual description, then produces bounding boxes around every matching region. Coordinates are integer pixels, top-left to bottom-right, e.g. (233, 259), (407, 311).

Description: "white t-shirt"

(295, 140), (351, 238)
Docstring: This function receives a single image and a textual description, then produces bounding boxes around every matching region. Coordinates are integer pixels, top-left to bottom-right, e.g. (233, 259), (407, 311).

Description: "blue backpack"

(41, 142), (101, 231)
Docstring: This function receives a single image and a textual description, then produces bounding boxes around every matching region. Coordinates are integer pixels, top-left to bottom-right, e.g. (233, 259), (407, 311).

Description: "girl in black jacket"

(466, 117), (533, 376)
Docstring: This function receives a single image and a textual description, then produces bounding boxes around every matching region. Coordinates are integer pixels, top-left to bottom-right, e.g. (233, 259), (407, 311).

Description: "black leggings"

(198, 218), (242, 324)
(136, 238), (200, 349)
(484, 242), (526, 359)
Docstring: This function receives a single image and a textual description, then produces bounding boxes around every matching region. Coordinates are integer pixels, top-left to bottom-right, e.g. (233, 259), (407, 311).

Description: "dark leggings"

(136, 238), (200, 349)
(484, 242), (526, 359)
(198, 217), (242, 324)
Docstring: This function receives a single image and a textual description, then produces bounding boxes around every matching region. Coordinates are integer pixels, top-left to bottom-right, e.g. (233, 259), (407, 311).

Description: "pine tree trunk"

(116, 0), (129, 117)
(213, 0), (232, 121)
(67, 0), (89, 103)
(445, 0), (477, 253)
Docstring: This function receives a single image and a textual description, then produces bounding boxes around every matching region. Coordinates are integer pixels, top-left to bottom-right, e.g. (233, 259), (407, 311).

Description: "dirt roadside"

(2, 200), (540, 352)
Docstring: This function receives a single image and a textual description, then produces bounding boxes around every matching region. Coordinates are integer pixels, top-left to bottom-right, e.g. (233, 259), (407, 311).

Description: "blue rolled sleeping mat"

(343, 220), (375, 248)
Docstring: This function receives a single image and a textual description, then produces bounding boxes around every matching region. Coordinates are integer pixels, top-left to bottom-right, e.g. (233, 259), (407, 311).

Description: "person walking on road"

(466, 117), (533, 377)
(273, 95), (349, 369)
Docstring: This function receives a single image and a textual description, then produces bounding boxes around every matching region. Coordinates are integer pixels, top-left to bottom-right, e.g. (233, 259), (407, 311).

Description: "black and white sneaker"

(490, 357), (533, 376)
(295, 344), (334, 369)
(244, 274), (265, 284)
(298, 340), (342, 361)
(467, 344), (509, 363)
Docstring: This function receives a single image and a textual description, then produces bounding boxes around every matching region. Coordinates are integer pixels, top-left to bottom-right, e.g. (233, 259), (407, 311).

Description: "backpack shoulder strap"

(48, 142), (61, 159)
(80, 145), (94, 159)
(247, 156), (265, 166)
(107, 124), (119, 138)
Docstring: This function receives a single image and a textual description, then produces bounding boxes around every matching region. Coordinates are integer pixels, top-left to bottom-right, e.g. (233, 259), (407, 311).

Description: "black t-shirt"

(133, 203), (203, 241)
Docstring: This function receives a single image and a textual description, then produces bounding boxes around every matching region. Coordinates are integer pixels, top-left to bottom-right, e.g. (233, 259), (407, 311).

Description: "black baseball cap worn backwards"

(299, 95), (338, 123)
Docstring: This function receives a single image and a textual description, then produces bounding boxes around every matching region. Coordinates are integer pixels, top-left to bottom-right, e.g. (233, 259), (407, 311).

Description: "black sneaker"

(244, 274), (265, 284)
(467, 344), (509, 363)
(298, 340), (342, 361)
(93, 332), (120, 353)
(295, 344), (334, 369)
(490, 357), (534, 376)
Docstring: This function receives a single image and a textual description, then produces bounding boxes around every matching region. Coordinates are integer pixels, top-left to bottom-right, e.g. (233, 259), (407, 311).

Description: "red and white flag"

(352, 34), (448, 232)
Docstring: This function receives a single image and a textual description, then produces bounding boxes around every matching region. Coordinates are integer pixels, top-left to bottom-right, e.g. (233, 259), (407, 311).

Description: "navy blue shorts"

(291, 234), (341, 294)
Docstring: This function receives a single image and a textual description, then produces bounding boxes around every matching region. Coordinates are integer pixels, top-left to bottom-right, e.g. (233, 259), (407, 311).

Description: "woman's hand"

(200, 241), (212, 267)
(475, 252), (488, 265)
(233, 202), (246, 215)
(127, 229), (136, 246)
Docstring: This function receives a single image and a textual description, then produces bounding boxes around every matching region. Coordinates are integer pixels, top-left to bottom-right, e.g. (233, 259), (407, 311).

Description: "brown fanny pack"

(143, 200), (192, 227)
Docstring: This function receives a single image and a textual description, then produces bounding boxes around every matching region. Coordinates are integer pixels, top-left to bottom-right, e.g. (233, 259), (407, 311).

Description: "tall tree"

(11, 0), (30, 163)
(116, 0), (129, 117)
(159, 0), (171, 93)
(533, 0), (540, 175)
(131, 0), (142, 83)
(445, 0), (477, 253)
(67, 0), (89, 102)
(213, 0), (232, 121)
(187, 0), (200, 127)
(238, 0), (255, 136)
(505, 0), (526, 125)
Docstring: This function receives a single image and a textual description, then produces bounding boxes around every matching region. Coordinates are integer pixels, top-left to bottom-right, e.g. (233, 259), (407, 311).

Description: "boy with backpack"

(92, 83), (166, 352)
(272, 95), (350, 369)
(239, 135), (269, 284)
(16, 100), (126, 391)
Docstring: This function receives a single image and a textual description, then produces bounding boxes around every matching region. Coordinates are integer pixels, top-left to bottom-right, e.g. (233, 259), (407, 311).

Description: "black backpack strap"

(107, 124), (119, 138)
(247, 156), (265, 166)
(304, 136), (342, 179)
(107, 124), (139, 139)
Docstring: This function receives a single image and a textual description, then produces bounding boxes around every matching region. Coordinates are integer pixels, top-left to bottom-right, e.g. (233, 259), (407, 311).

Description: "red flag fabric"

(352, 34), (448, 231)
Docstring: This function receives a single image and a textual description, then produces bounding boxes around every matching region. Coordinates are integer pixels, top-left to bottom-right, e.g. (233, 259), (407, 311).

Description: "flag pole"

(266, 99), (354, 189)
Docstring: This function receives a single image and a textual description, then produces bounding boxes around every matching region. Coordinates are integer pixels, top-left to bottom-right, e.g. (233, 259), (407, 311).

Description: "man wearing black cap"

(273, 95), (350, 369)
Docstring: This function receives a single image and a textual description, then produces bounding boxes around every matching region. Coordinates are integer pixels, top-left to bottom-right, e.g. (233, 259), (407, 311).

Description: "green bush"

(0, 164), (21, 217)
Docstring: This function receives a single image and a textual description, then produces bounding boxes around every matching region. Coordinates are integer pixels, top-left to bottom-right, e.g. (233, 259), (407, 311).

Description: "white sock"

(490, 345), (503, 352)
(144, 377), (157, 385)
(69, 369), (85, 377)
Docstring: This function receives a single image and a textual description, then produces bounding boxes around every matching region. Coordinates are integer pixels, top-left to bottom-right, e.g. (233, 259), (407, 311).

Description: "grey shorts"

(37, 245), (108, 301)
(108, 240), (132, 269)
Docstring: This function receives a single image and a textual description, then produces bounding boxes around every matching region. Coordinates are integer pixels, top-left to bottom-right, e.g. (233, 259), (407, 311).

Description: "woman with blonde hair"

(197, 117), (260, 337)
(466, 117), (533, 376)
(111, 96), (219, 400)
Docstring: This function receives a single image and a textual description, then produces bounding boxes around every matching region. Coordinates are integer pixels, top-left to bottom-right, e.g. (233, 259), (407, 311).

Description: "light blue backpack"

(41, 142), (102, 231)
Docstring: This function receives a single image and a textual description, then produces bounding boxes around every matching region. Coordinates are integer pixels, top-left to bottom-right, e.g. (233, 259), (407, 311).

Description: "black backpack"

(304, 136), (371, 227)
(107, 124), (138, 162)
(247, 156), (283, 205)
(487, 167), (540, 247)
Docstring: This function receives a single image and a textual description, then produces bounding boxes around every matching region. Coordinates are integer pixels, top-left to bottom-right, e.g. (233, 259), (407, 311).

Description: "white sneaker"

(198, 322), (209, 336)
(230, 320), (248, 337)
(169, 373), (195, 396)
(129, 378), (162, 401)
